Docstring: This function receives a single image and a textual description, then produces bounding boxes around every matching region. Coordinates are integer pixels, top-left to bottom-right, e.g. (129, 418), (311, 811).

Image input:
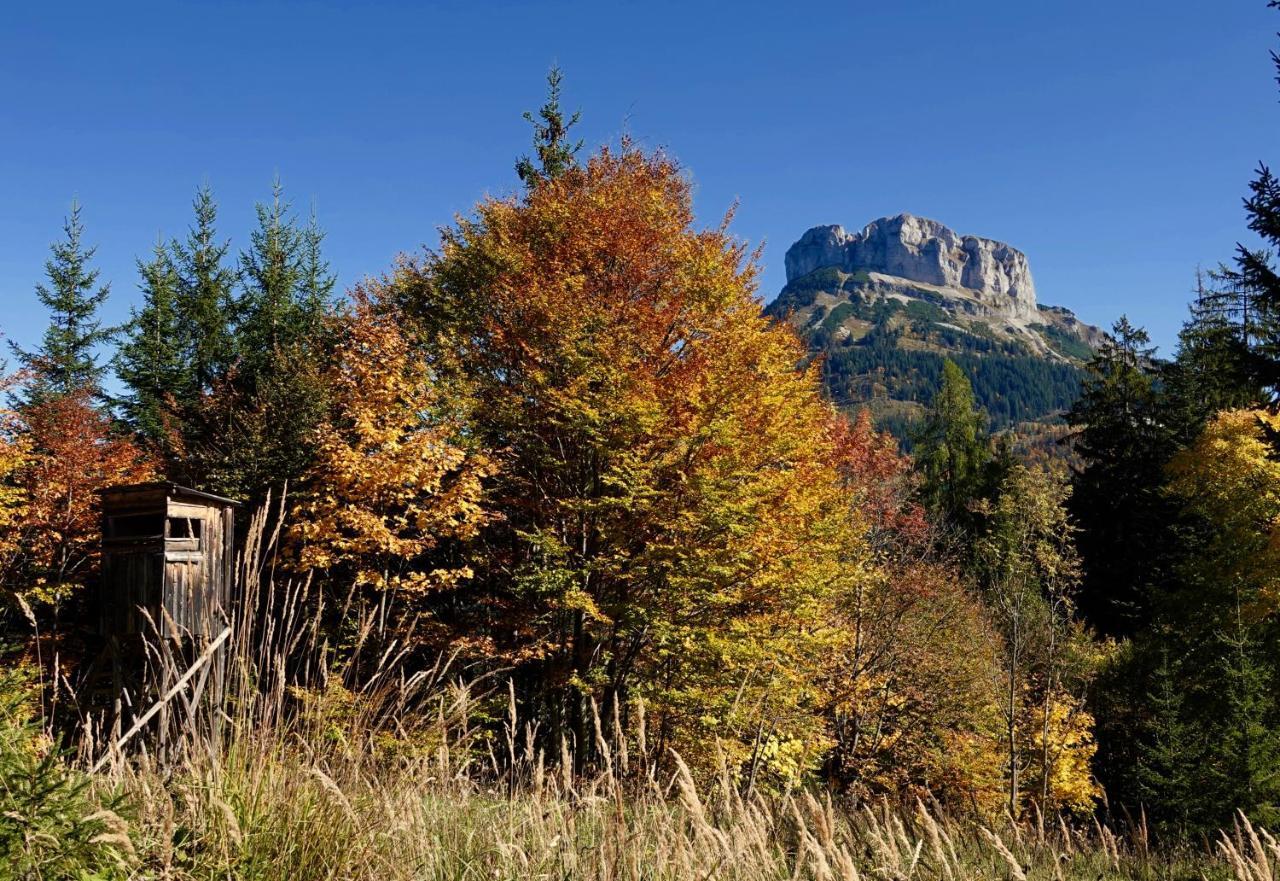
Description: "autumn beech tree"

(975, 462), (1097, 816)
(385, 144), (852, 777)
(289, 288), (495, 595)
(1166, 409), (1280, 611)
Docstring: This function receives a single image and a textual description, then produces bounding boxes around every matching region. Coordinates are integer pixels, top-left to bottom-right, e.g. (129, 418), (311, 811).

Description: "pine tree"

(1215, 3), (1280, 402)
(515, 65), (583, 186)
(297, 203), (336, 318)
(236, 177), (307, 372)
(1135, 648), (1198, 834)
(183, 178), (334, 500)
(914, 358), (990, 527)
(114, 240), (185, 443)
(12, 202), (113, 404)
(1210, 617), (1280, 826)
(1159, 408), (1280, 828)
(1223, 169), (1280, 399)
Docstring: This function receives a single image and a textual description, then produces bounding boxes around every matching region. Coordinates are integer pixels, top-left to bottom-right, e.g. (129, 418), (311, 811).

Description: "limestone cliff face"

(770, 214), (1102, 436)
(784, 214), (1038, 321)
(772, 213), (1103, 367)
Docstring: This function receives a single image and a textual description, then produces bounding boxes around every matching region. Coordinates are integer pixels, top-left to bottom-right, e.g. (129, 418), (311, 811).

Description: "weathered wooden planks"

(98, 482), (239, 639)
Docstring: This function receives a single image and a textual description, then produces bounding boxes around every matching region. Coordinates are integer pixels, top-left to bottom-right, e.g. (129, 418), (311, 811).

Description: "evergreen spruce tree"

(1216, 3), (1280, 402)
(1163, 271), (1263, 440)
(184, 178), (334, 500)
(1208, 612), (1280, 826)
(114, 240), (185, 442)
(12, 201), (113, 404)
(298, 203), (336, 320)
(1066, 318), (1177, 638)
(1121, 398), (1280, 832)
(116, 186), (238, 467)
(1223, 168), (1280, 400)
(515, 65), (583, 186)
(1178, 5), (1280, 825)
(914, 358), (990, 528)
(171, 184), (237, 391)
(236, 177), (307, 373)
(1135, 647), (1199, 834)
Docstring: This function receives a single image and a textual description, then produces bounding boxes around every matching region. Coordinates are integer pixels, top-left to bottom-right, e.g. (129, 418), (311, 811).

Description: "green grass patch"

(1033, 322), (1096, 361)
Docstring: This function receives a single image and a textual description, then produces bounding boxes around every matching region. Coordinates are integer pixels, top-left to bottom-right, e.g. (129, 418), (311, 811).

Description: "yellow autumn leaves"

(289, 287), (495, 593)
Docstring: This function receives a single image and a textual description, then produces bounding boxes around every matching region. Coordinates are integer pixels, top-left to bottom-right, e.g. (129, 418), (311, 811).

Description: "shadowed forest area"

(4, 14), (1280, 881)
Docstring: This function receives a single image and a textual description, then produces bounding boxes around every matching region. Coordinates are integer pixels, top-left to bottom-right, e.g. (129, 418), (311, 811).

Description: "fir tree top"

(516, 65), (583, 186)
(915, 358), (990, 525)
(12, 200), (113, 405)
(171, 184), (237, 390)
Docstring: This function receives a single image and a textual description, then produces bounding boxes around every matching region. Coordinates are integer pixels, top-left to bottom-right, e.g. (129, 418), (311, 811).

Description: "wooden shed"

(98, 482), (239, 639)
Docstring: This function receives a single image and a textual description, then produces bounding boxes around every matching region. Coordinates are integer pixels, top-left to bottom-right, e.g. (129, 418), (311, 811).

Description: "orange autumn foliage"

(820, 409), (1005, 808)
(289, 289), (495, 593)
(829, 409), (928, 547)
(391, 144), (851, 776)
(6, 389), (156, 608)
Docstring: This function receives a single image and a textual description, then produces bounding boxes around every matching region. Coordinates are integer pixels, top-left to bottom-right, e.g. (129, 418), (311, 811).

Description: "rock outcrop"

(771, 213), (1104, 368)
(767, 214), (1104, 439)
(784, 214), (1038, 321)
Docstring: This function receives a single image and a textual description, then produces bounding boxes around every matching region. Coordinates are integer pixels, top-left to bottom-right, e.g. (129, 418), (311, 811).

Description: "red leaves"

(7, 389), (155, 601)
(829, 409), (928, 546)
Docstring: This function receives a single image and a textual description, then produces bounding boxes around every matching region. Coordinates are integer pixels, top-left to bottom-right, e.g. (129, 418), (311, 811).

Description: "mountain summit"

(767, 214), (1103, 438)
(786, 214), (1036, 318)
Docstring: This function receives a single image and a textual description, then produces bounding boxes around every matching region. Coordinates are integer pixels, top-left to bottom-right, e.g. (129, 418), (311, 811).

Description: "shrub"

(0, 663), (133, 880)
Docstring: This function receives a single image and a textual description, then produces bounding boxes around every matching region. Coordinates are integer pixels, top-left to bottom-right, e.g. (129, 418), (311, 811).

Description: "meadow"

(1, 512), (1265, 881)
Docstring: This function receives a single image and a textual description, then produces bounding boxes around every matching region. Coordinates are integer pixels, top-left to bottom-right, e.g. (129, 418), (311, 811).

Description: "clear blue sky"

(2, 0), (1278, 360)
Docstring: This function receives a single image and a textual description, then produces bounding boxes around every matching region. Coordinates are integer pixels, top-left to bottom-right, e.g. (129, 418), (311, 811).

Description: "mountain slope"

(766, 214), (1103, 441)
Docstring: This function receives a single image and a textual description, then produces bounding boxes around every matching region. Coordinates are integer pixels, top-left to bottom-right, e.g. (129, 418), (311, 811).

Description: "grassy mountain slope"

(765, 266), (1102, 444)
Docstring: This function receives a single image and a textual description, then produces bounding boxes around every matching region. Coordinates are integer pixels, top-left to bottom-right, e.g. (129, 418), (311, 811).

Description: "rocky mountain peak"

(784, 214), (1038, 321)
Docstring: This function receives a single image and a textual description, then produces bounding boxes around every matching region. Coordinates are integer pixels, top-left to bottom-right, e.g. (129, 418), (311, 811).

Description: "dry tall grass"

(42, 501), (1249, 879)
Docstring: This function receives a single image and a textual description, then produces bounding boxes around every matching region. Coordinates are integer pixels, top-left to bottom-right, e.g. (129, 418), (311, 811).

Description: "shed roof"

(97, 481), (242, 508)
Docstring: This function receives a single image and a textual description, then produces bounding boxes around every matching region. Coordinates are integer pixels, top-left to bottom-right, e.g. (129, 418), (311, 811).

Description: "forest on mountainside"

(2, 16), (1280, 879)
(767, 262), (1092, 444)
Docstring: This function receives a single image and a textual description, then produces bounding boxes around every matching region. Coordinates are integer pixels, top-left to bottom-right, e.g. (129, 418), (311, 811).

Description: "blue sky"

(2, 0), (1278, 360)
